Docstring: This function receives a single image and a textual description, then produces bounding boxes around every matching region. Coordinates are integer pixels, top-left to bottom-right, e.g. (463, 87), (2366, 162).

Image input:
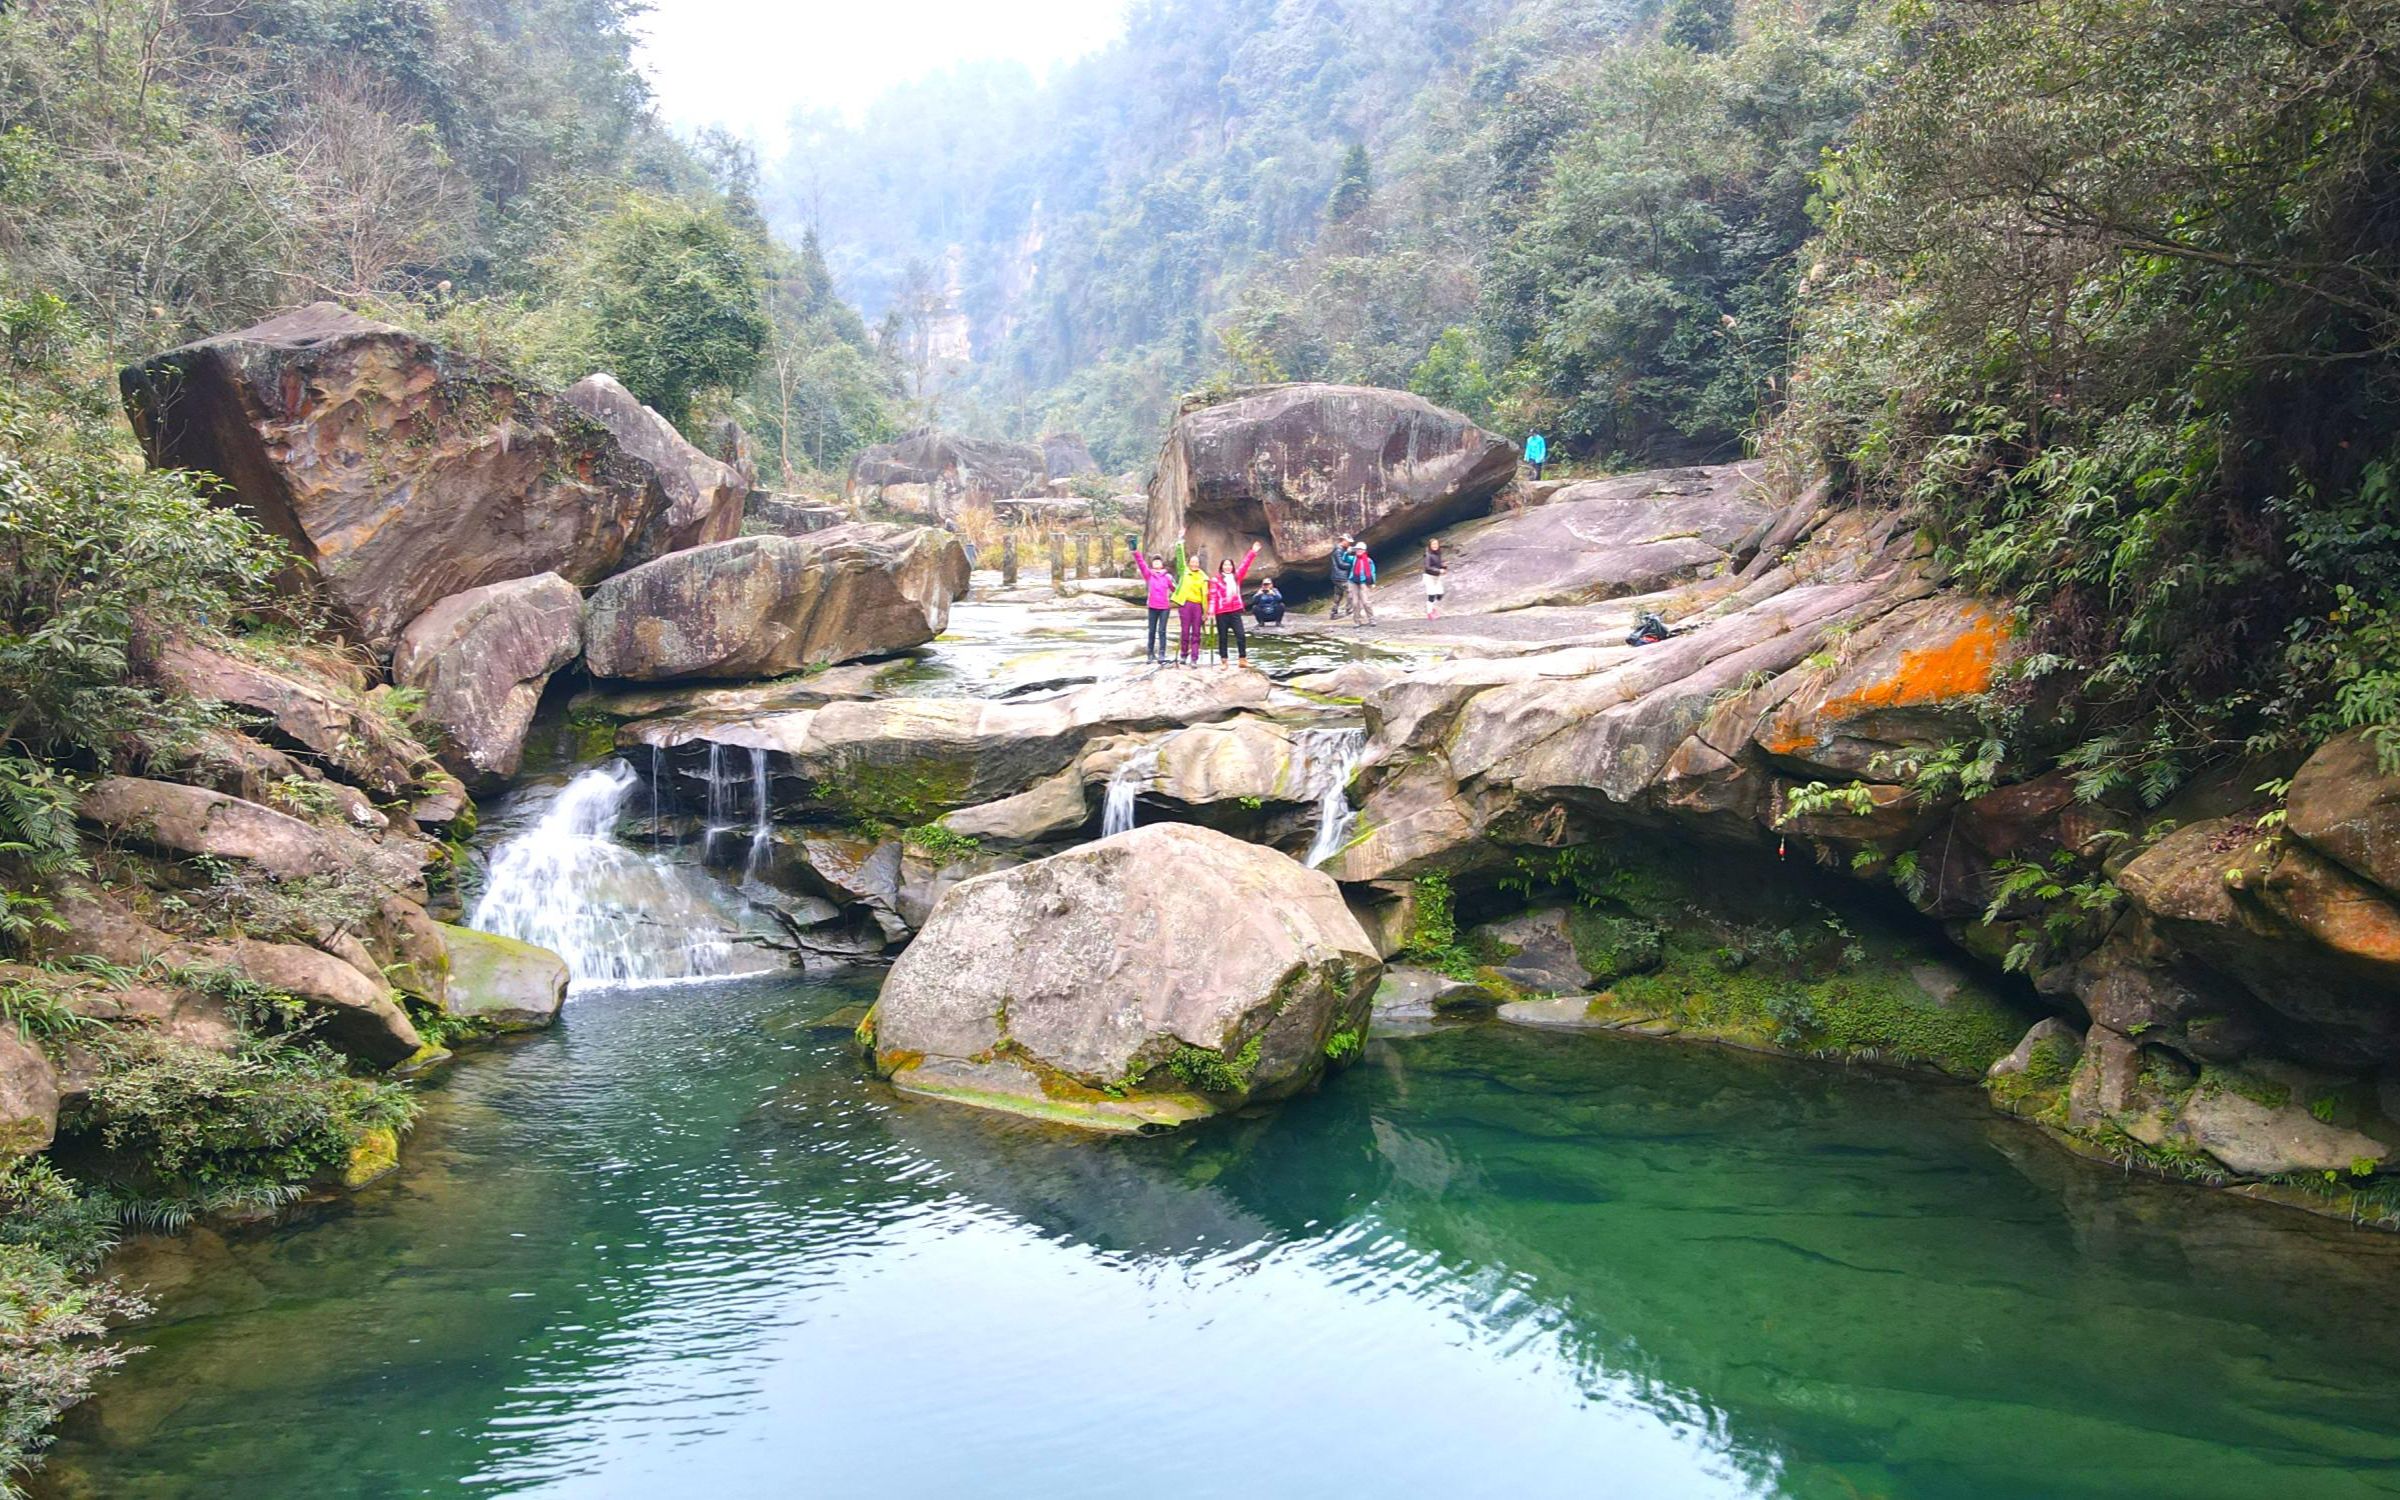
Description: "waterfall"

(1100, 747), (1159, 838)
(470, 762), (779, 988)
(1293, 727), (1369, 867)
(743, 746), (773, 881)
(704, 743), (732, 834)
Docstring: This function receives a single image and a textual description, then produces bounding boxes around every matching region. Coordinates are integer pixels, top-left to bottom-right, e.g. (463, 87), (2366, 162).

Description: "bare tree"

(276, 65), (472, 300)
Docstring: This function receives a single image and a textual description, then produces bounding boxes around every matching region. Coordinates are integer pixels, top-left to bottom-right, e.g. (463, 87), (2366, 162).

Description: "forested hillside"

(776, 0), (1870, 469)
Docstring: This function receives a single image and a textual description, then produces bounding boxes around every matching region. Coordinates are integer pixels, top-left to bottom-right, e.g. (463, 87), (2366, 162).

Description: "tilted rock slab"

(122, 303), (670, 654)
(81, 776), (431, 896)
(1143, 383), (1515, 579)
(563, 373), (747, 566)
(1367, 464), (1777, 615)
(583, 523), (969, 682)
(393, 573), (584, 790)
(869, 824), (1381, 1132)
(623, 667), (1272, 821)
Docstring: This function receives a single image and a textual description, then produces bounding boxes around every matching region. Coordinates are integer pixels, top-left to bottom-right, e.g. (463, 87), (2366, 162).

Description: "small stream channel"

(34, 587), (2400, 1499)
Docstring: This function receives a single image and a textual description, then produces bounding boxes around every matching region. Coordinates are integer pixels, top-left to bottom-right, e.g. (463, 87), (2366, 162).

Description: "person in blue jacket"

(1524, 432), (1548, 480)
(1250, 577), (1286, 630)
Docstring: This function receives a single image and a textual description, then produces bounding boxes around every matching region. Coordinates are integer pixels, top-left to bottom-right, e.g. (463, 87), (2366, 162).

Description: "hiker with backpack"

(1328, 537), (1355, 619)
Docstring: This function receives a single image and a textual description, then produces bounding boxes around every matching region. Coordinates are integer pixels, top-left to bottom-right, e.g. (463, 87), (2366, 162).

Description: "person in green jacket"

(1170, 543), (1210, 665)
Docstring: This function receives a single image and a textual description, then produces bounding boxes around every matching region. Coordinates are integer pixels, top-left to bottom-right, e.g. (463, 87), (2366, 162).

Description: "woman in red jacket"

(1210, 542), (1262, 665)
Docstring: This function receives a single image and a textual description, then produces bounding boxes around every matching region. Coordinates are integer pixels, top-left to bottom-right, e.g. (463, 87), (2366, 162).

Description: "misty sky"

(634, 0), (1132, 146)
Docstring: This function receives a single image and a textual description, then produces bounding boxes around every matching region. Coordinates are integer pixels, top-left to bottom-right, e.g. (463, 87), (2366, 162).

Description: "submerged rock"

(392, 573), (584, 791)
(583, 523), (968, 682)
(1143, 383), (1515, 580)
(121, 303), (667, 653)
(868, 824), (1382, 1132)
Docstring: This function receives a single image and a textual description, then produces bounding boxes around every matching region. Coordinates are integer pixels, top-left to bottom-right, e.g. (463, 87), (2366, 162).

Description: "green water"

(36, 977), (2400, 1500)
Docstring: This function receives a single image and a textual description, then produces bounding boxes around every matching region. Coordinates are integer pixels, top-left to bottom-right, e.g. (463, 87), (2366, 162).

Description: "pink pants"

(1177, 602), (1205, 662)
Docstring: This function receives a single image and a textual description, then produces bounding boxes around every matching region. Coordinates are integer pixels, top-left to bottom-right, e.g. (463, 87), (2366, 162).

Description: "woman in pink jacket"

(1132, 548), (1175, 664)
(1210, 542), (1262, 666)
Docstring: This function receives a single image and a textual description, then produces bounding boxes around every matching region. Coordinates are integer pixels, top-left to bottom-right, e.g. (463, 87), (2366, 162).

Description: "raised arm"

(1233, 541), (1260, 583)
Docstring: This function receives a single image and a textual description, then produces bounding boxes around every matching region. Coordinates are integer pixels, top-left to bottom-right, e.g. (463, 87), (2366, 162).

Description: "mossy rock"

(341, 1125), (401, 1190)
(1565, 908), (1664, 984)
(436, 923), (568, 1032)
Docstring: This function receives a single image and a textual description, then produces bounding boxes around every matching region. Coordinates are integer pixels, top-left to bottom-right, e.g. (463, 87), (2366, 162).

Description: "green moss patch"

(812, 757), (976, 828)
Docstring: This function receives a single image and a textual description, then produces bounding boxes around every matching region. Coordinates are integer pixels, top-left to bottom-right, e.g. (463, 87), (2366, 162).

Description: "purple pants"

(1178, 601), (1205, 662)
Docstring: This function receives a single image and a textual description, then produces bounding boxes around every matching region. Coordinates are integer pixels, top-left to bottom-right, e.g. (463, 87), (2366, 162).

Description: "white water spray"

(744, 746), (773, 881)
(1100, 747), (1159, 838)
(470, 762), (779, 988)
(1293, 726), (1369, 867)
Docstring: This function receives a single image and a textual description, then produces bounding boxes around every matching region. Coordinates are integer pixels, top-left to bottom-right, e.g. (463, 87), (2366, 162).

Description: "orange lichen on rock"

(1826, 607), (2010, 716)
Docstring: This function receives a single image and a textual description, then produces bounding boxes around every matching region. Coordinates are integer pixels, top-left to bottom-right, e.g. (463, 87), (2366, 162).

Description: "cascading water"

(470, 761), (784, 988)
(1293, 726), (1369, 867)
(1100, 747), (1159, 837)
(743, 747), (773, 881)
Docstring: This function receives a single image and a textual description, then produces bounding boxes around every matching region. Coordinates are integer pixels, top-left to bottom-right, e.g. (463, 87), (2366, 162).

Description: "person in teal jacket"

(1524, 432), (1548, 480)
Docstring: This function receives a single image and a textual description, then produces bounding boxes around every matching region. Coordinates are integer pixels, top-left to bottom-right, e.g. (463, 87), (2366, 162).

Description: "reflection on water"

(38, 979), (2400, 1500)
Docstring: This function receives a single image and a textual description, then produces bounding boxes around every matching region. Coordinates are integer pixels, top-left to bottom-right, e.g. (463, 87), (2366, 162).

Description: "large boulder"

(121, 303), (667, 654)
(868, 825), (1381, 1132)
(583, 524), (969, 682)
(392, 574), (584, 791)
(623, 668), (1272, 821)
(1040, 431), (1101, 482)
(846, 428), (1047, 518)
(1143, 384), (1515, 579)
(2287, 730), (2400, 896)
(563, 374), (747, 565)
(2117, 818), (2400, 1066)
(1753, 596), (2016, 780)
(435, 923), (567, 1032)
(201, 937), (422, 1065)
(138, 633), (447, 800)
(746, 492), (849, 536)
